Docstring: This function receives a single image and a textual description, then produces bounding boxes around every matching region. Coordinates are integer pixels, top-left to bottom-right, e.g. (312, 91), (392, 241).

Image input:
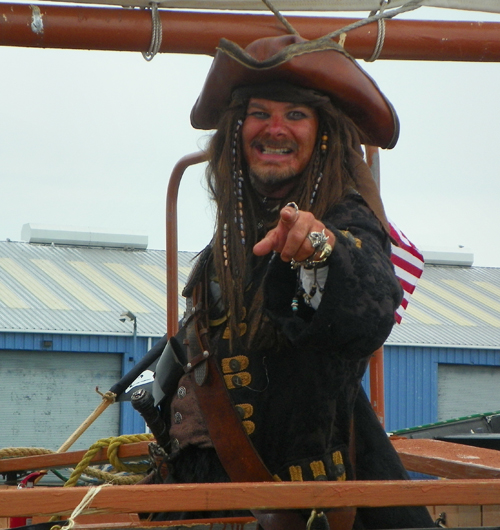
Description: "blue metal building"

(2, 229), (500, 452)
(383, 261), (500, 433)
(0, 228), (196, 452)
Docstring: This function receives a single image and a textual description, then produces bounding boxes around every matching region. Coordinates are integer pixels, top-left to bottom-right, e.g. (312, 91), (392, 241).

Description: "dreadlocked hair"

(205, 93), (364, 351)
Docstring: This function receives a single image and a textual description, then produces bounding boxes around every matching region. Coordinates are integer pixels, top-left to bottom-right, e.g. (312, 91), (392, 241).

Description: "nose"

(266, 114), (287, 136)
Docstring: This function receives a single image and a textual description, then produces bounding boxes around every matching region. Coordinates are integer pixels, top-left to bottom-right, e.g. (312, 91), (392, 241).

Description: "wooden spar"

(5, 480), (500, 518)
(0, 442), (151, 474)
(1, 3), (500, 61)
(4, 438), (500, 479)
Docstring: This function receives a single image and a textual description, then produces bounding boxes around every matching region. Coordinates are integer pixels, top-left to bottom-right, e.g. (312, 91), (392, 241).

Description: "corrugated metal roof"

(1, 241), (500, 347)
(388, 265), (500, 348)
(0, 241), (197, 336)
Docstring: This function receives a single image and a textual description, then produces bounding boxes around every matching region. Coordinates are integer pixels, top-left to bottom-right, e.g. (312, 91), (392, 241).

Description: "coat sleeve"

(263, 193), (403, 359)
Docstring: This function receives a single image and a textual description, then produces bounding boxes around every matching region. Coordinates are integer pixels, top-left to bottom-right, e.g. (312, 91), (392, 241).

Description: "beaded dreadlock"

(205, 83), (364, 351)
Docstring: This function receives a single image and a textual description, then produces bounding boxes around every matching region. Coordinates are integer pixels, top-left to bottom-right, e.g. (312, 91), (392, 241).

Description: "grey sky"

(1, 7), (499, 266)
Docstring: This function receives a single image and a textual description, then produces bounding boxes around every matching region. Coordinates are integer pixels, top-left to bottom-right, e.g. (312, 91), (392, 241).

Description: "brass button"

(235, 405), (245, 419)
(177, 386), (187, 399)
(232, 375), (243, 388)
(174, 412), (182, 424)
(229, 359), (241, 372)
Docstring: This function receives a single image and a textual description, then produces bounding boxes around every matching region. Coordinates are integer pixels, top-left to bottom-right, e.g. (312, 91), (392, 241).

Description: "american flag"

(389, 222), (425, 324)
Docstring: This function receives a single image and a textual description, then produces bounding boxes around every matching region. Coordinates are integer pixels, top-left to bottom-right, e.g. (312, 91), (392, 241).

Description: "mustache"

(250, 136), (298, 151)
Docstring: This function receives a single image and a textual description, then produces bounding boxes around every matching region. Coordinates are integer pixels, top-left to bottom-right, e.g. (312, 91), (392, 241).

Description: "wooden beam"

(0, 441), (150, 474)
(391, 437), (500, 479)
(5, 437), (500, 479)
(1, 4), (500, 61)
(3, 480), (500, 518)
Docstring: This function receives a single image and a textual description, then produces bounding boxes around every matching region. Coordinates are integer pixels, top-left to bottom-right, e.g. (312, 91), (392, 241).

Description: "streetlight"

(119, 310), (137, 358)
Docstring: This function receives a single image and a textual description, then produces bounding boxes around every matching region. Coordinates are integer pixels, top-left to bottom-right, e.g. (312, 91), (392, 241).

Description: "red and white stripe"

(389, 222), (424, 324)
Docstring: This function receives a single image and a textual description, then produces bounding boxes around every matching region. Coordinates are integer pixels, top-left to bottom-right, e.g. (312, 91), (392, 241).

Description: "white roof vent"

(21, 223), (148, 250)
(421, 245), (474, 267)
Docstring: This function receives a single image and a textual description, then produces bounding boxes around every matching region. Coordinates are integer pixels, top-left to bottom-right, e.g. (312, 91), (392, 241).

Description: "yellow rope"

(0, 447), (54, 458)
(82, 467), (145, 485)
(1, 433), (154, 487)
(107, 433), (153, 472)
(64, 433), (154, 488)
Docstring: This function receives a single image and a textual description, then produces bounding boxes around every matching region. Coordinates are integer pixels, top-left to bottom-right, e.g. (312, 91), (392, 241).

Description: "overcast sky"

(1, 6), (500, 267)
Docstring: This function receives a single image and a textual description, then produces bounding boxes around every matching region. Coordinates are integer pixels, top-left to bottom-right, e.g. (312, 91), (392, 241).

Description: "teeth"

(261, 147), (291, 154)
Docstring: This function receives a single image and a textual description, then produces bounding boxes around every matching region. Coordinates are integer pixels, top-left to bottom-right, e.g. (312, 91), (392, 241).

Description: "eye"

(247, 110), (269, 119)
(287, 110), (309, 121)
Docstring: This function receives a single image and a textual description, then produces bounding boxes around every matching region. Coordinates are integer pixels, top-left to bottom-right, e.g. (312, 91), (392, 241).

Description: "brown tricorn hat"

(191, 34), (399, 149)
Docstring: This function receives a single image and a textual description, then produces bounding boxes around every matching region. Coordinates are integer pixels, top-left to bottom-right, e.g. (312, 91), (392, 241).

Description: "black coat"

(159, 193), (434, 528)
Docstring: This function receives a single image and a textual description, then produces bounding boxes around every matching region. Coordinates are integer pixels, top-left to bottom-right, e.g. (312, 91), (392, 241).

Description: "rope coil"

(64, 433), (153, 487)
(366, 0), (388, 62)
(142, 2), (162, 61)
(0, 433), (154, 487)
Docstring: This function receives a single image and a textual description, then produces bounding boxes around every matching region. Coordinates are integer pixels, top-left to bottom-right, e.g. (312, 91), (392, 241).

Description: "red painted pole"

(1, 4), (500, 61)
(165, 151), (207, 338)
(365, 145), (385, 426)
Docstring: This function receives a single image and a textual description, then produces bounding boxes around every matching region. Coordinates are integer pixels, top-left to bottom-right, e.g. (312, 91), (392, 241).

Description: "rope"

(142, 2), (162, 61)
(365, 0), (389, 62)
(1, 433), (154, 486)
(50, 484), (112, 530)
(326, 0), (423, 52)
(64, 434), (153, 487)
(256, 0), (422, 62)
(0, 447), (54, 458)
(260, 0), (299, 36)
(81, 466), (145, 485)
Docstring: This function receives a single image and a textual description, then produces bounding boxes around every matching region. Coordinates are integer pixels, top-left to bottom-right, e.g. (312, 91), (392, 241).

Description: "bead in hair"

(320, 132), (328, 154)
(223, 223), (229, 267)
(232, 118), (246, 246)
(309, 131), (328, 206)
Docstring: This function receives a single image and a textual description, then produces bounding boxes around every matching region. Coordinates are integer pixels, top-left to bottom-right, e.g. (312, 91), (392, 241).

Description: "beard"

(249, 166), (298, 186)
(248, 167), (302, 199)
(247, 138), (302, 196)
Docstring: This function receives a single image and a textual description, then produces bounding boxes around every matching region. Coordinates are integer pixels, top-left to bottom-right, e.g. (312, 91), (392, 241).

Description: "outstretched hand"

(253, 203), (335, 262)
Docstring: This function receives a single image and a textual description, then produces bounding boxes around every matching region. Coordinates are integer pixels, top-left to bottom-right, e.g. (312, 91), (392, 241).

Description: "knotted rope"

(64, 433), (154, 487)
(260, 0), (423, 62)
(1, 433), (154, 486)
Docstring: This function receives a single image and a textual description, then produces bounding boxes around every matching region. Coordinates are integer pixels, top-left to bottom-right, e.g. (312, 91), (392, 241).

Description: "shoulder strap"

(185, 281), (273, 483)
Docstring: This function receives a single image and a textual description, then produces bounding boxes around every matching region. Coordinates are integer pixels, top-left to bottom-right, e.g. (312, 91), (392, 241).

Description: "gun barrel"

(131, 389), (169, 448)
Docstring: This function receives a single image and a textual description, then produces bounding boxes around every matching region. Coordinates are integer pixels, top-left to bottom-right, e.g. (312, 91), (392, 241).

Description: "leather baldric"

(184, 281), (356, 530)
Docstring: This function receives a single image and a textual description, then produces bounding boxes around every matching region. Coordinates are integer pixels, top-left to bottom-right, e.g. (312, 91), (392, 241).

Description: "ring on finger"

(291, 229), (332, 270)
(307, 229), (329, 250)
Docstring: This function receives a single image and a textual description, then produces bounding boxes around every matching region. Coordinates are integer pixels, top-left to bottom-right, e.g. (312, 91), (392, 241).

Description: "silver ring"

(285, 202), (299, 214)
(307, 229), (328, 250)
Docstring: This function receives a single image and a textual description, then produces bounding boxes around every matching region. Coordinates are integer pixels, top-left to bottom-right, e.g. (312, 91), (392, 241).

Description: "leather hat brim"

(190, 35), (399, 149)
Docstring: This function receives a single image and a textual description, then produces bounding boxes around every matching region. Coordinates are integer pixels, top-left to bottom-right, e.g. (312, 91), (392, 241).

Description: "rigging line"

(325, 0), (423, 42)
(366, 0), (389, 62)
(142, 2), (162, 62)
(260, 0), (300, 36)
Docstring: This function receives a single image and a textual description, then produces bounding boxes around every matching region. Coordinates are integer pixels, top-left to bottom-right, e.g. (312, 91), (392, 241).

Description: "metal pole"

(366, 145), (385, 426)
(132, 315), (137, 359)
(165, 151), (208, 338)
(1, 4), (500, 61)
